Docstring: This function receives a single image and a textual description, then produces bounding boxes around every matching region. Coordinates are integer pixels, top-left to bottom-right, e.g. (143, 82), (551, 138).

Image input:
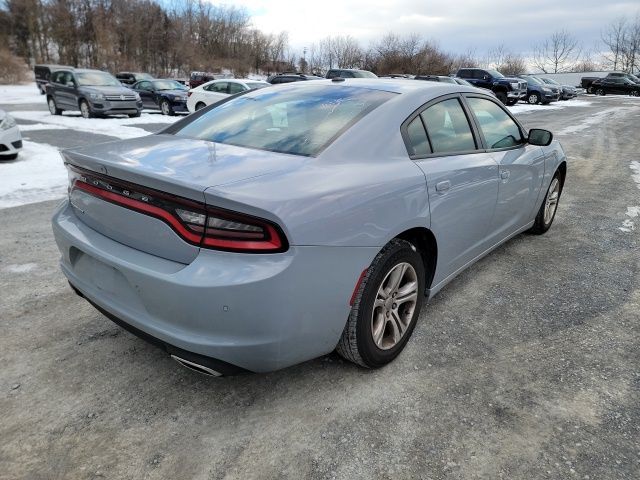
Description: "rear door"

(464, 95), (545, 239)
(406, 94), (500, 283)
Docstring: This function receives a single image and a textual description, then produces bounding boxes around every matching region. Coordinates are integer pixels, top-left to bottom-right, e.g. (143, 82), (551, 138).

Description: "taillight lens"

(67, 165), (288, 253)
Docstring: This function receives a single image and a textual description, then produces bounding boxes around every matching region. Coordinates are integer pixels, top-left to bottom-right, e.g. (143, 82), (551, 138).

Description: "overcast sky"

(224, 0), (637, 55)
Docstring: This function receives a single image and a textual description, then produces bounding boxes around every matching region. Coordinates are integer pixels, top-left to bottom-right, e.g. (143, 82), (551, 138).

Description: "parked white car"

(187, 79), (270, 113)
(0, 109), (22, 161)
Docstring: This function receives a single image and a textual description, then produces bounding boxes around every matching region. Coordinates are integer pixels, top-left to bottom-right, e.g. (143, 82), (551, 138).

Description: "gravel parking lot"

(1, 93), (639, 479)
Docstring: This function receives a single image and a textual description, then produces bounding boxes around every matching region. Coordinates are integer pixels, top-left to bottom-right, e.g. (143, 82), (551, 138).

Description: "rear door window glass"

(406, 117), (430, 156)
(420, 98), (476, 154)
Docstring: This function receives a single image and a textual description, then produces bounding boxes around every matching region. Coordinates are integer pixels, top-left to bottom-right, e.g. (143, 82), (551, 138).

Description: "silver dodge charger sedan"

(52, 78), (566, 375)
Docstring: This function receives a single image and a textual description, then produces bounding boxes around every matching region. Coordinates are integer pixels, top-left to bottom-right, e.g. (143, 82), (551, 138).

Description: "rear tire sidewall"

(355, 243), (425, 368)
(48, 97), (59, 115)
(161, 100), (173, 116)
(528, 93), (539, 104)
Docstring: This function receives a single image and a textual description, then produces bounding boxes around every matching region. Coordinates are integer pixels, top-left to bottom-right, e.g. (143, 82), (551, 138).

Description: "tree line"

(1, 0), (639, 83)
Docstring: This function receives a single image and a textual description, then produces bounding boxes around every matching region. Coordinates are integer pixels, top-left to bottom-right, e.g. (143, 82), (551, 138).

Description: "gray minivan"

(46, 69), (143, 118)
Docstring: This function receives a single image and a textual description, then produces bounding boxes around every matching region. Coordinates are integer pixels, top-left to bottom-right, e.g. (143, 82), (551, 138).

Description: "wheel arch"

(394, 227), (438, 290)
(557, 160), (567, 187)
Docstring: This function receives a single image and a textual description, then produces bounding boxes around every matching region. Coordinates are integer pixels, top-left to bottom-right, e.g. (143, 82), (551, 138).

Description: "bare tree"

(532, 30), (581, 73)
(602, 17), (627, 71)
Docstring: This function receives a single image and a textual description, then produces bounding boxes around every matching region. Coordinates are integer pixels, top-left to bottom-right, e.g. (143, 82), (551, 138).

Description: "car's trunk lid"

(61, 134), (300, 263)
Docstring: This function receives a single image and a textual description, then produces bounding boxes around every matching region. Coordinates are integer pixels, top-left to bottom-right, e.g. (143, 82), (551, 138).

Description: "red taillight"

(68, 165), (288, 253)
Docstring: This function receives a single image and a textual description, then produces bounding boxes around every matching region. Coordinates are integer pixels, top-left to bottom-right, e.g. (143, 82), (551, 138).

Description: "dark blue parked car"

(131, 79), (189, 115)
(518, 75), (560, 104)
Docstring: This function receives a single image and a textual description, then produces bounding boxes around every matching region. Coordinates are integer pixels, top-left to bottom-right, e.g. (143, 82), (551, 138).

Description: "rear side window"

(228, 82), (245, 94)
(420, 98), (476, 154)
(174, 85), (395, 156)
(466, 97), (523, 149)
(406, 117), (430, 156)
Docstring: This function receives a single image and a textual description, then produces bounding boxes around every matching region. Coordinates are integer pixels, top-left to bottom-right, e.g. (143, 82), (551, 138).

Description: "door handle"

(500, 170), (510, 180)
(435, 180), (451, 192)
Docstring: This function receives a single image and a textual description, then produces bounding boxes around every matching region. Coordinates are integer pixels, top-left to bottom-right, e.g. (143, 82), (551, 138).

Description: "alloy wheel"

(528, 94), (539, 104)
(48, 98), (56, 114)
(370, 262), (418, 350)
(80, 101), (90, 118)
(544, 178), (560, 225)
(161, 101), (170, 115)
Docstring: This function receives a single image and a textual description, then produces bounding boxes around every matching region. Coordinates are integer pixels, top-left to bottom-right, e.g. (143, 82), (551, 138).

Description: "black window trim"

(461, 93), (527, 153)
(400, 93), (483, 160)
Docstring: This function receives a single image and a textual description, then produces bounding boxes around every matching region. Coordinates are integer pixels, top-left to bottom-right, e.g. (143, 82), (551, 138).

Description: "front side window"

(137, 81), (152, 90)
(420, 98), (476, 154)
(466, 97), (523, 149)
(173, 85), (395, 156)
(206, 82), (228, 93)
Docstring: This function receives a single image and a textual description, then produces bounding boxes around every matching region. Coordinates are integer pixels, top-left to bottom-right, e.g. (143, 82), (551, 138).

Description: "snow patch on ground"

(11, 110), (178, 140)
(18, 123), (68, 131)
(557, 107), (620, 135)
(0, 84), (44, 105)
(3, 263), (39, 273)
(0, 140), (67, 209)
(508, 99), (592, 115)
(619, 163), (640, 233)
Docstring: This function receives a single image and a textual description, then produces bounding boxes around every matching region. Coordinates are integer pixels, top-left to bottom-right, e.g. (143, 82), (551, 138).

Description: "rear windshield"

(173, 85), (395, 156)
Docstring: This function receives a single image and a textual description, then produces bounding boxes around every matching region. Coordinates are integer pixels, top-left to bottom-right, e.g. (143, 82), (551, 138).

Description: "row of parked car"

(581, 72), (640, 96)
(33, 63), (638, 121)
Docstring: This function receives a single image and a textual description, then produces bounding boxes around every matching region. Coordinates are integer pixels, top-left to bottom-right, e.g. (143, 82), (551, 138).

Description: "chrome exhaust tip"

(170, 355), (222, 377)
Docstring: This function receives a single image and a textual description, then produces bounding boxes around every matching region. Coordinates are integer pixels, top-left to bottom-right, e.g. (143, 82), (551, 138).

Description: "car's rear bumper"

(52, 200), (377, 373)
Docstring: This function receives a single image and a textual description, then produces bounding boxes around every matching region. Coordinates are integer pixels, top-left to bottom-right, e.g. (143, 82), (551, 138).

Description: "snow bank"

(0, 141), (67, 209)
(508, 99), (592, 115)
(0, 83), (44, 105)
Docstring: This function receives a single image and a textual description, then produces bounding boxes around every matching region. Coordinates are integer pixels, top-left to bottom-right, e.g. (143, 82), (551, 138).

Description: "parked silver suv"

(46, 69), (143, 118)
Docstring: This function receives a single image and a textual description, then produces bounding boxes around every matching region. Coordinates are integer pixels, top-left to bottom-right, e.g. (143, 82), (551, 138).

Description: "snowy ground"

(0, 84), (638, 210)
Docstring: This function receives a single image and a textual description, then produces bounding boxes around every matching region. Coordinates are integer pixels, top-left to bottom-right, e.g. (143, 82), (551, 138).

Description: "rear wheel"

(506, 98), (518, 106)
(495, 91), (508, 104)
(47, 97), (62, 115)
(79, 100), (93, 119)
(195, 102), (206, 111)
(336, 239), (425, 368)
(529, 172), (563, 234)
(528, 93), (540, 104)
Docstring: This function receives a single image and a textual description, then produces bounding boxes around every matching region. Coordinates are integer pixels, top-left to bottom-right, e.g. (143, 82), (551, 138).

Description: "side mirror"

(483, 75), (489, 81)
(528, 128), (553, 146)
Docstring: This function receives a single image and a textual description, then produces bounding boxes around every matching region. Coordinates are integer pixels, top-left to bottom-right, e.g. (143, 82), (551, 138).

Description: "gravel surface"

(0, 95), (639, 479)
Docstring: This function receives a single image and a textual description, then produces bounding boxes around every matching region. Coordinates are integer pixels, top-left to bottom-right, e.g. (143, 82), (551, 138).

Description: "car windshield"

(174, 85), (395, 156)
(153, 80), (187, 90)
(542, 78), (559, 85)
(486, 69), (504, 78)
(245, 82), (269, 90)
(76, 72), (121, 87)
(525, 76), (543, 85)
(352, 71), (378, 78)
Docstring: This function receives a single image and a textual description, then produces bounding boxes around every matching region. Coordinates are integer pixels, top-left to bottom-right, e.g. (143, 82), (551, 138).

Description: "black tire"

(160, 99), (175, 116)
(0, 153), (18, 161)
(506, 98), (518, 106)
(79, 100), (94, 119)
(195, 102), (206, 111)
(336, 239), (426, 368)
(630, 91), (639, 97)
(495, 91), (508, 104)
(128, 111), (141, 118)
(527, 93), (540, 104)
(529, 171), (563, 235)
(596, 88), (605, 96)
(47, 96), (62, 115)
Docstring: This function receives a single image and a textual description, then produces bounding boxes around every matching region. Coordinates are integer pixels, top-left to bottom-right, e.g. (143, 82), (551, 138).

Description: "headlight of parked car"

(542, 87), (552, 93)
(510, 82), (519, 89)
(89, 93), (105, 101)
(134, 93), (141, 101)
(0, 114), (16, 130)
